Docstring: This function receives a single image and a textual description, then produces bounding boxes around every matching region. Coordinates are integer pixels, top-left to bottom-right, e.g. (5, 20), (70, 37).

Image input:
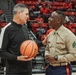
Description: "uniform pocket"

(56, 42), (66, 50)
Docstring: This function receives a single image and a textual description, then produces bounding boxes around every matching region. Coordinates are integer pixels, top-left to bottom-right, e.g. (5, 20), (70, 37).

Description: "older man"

(0, 3), (33, 75)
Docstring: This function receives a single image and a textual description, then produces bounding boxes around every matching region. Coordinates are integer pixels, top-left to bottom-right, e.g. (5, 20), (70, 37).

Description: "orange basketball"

(20, 40), (38, 58)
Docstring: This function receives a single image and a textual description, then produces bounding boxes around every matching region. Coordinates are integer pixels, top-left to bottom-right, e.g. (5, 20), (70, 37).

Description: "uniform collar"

(53, 25), (64, 35)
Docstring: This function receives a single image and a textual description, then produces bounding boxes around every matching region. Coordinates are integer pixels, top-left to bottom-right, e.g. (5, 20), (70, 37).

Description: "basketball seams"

(27, 41), (34, 58)
(20, 40), (38, 58)
(23, 41), (31, 56)
(32, 42), (36, 57)
(33, 43), (38, 57)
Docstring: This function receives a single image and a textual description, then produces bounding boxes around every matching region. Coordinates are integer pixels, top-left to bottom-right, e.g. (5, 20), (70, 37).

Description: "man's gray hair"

(13, 3), (28, 15)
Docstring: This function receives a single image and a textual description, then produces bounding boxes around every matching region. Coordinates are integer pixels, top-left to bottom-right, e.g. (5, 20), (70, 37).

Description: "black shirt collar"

(12, 21), (22, 28)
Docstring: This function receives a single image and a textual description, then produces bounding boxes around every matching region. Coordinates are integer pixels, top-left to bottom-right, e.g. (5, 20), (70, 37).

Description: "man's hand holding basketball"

(17, 55), (34, 61)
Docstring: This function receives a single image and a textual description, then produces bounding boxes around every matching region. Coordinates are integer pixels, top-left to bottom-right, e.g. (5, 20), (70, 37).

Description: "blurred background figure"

(0, 9), (7, 23)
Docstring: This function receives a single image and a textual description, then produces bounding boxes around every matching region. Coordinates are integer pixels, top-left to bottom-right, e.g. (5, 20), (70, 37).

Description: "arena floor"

(32, 72), (76, 75)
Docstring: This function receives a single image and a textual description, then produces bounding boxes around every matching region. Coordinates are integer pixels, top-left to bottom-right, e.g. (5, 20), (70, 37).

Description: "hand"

(17, 55), (34, 61)
(45, 55), (55, 63)
(42, 37), (47, 45)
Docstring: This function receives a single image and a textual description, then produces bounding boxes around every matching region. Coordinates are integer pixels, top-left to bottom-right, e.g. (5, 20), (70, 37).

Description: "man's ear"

(17, 12), (21, 16)
(57, 19), (61, 23)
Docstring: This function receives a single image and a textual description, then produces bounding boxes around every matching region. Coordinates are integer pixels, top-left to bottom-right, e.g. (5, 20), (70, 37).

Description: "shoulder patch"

(72, 41), (76, 48)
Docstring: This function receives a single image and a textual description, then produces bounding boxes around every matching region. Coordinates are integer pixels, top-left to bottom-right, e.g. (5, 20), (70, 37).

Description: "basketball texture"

(20, 40), (38, 58)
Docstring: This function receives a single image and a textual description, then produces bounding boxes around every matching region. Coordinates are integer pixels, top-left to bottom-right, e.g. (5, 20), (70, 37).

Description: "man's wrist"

(54, 55), (58, 61)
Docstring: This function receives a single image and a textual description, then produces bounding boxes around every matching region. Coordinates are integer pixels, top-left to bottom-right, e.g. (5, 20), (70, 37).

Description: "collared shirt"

(0, 23), (11, 48)
(0, 21), (32, 73)
(45, 25), (76, 63)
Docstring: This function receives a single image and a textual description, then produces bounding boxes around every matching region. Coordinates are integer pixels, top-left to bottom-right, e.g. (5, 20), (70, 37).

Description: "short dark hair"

(55, 10), (66, 22)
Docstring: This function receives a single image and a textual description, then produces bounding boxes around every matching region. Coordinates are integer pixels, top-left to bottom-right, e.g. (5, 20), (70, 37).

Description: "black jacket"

(0, 21), (32, 73)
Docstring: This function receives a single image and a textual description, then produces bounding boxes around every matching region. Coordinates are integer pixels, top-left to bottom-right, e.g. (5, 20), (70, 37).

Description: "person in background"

(36, 22), (46, 40)
(0, 9), (7, 23)
(42, 28), (53, 45)
(0, 19), (6, 67)
(45, 10), (76, 75)
(0, 3), (33, 75)
(34, 14), (44, 23)
(0, 19), (8, 75)
(42, 17), (54, 45)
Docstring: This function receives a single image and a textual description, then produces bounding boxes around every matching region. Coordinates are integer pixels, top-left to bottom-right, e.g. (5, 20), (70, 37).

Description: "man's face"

(18, 8), (29, 24)
(48, 12), (60, 28)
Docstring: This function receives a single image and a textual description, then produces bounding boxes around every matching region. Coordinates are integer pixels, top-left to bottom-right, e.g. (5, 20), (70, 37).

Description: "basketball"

(20, 40), (38, 58)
